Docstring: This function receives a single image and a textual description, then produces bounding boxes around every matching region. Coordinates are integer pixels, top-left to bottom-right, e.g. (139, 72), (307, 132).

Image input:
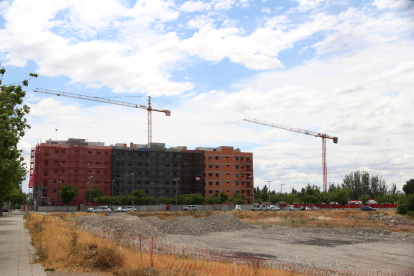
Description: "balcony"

(240, 168), (253, 172)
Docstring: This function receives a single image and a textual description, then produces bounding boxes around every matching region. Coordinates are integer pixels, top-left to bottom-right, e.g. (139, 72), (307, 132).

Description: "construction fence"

(89, 228), (412, 276)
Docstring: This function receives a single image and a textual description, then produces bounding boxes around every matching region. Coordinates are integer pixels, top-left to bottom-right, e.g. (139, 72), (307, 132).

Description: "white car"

(94, 206), (112, 213)
(235, 205), (242, 210)
(120, 206), (136, 212)
(115, 206), (124, 212)
(283, 205), (295, 211)
(268, 205), (280, 211)
(183, 205), (197, 211)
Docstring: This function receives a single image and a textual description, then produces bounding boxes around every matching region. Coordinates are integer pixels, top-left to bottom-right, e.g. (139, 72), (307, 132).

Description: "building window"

(97, 151), (101, 155)
(209, 182), (212, 185)
(173, 172), (177, 175)
(166, 190), (169, 193)
(215, 156), (219, 160)
(173, 164), (177, 167)
(226, 173), (230, 175)
(209, 173), (212, 177)
(145, 163), (149, 166)
(247, 157), (250, 162)
(236, 157), (239, 161)
(166, 181), (170, 185)
(145, 190), (149, 193)
(209, 156), (212, 160)
(227, 190), (230, 192)
(209, 190), (213, 194)
(104, 170), (108, 174)
(215, 173), (219, 177)
(104, 152), (109, 156)
(216, 182), (219, 185)
(236, 182), (239, 186)
(241, 157), (244, 161)
(236, 165), (239, 169)
(209, 164), (212, 168)
(236, 173), (239, 177)
(215, 165), (219, 168)
(96, 170), (100, 174)
(241, 173), (244, 177)
(88, 151), (92, 155)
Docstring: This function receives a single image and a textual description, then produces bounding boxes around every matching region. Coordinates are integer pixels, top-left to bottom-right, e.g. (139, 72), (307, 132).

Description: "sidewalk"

(0, 211), (47, 276)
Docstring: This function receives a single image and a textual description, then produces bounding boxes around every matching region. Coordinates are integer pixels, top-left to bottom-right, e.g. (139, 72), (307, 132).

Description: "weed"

(93, 246), (124, 268)
(375, 211), (380, 215)
(38, 238), (48, 261)
(44, 267), (55, 271)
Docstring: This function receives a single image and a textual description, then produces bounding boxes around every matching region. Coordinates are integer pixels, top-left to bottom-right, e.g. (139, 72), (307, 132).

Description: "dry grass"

(24, 212), (306, 276)
(132, 210), (414, 232)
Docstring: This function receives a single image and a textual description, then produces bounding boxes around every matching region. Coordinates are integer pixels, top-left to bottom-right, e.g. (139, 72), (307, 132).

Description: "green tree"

(7, 187), (24, 209)
(205, 196), (221, 206)
(220, 192), (229, 205)
(332, 189), (349, 209)
(229, 194), (245, 205)
(359, 194), (370, 205)
(403, 179), (414, 195)
(269, 195), (282, 204)
(157, 196), (173, 205)
(283, 193), (298, 204)
(59, 184), (78, 212)
(0, 67), (37, 216)
(84, 186), (104, 203)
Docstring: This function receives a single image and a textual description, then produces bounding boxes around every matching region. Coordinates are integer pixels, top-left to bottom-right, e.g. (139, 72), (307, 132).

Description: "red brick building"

(195, 146), (254, 204)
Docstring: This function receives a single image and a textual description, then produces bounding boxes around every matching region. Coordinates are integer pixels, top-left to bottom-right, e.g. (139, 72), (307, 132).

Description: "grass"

(24, 212), (307, 276)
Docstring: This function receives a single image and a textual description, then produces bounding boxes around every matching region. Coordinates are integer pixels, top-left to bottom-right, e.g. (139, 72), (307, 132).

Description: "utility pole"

(266, 181), (273, 205)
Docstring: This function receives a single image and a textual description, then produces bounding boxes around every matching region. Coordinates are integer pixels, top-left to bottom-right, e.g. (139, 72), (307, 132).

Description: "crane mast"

(244, 118), (338, 194)
(33, 88), (171, 144)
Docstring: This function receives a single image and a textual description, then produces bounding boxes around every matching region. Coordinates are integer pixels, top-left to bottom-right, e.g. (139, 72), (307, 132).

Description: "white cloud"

(181, 1), (210, 12)
(214, 0), (235, 10)
(293, 0), (327, 12)
(261, 7), (271, 13)
(373, 0), (414, 10)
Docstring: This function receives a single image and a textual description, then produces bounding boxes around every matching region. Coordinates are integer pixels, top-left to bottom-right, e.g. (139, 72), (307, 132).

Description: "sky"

(1, 0), (413, 195)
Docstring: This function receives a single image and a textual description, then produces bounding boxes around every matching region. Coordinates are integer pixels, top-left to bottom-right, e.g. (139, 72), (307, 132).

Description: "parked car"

(251, 205), (263, 211)
(115, 206), (124, 212)
(297, 206), (305, 211)
(94, 206), (112, 213)
(2, 206), (9, 212)
(305, 207), (312, 211)
(361, 206), (376, 211)
(311, 206), (319, 210)
(120, 206), (136, 212)
(268, 205), (280, 211)
(283, 205), (295, 211)
(235, 205), (242, 211)
(183, 205), (197, 211)
(86, 207), (95, 213)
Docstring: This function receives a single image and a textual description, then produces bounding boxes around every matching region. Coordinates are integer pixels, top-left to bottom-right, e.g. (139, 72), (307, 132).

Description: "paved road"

(0, 211), (47, 276)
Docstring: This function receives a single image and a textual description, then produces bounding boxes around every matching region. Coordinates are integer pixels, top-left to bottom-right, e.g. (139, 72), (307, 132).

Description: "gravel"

(73, 215), (165, 239)
(159, 214), (251, 236)
(140, 216), (165, 229)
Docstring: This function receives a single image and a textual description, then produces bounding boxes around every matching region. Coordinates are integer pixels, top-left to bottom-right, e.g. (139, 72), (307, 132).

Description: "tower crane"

(243, 118), (338, 194)
(33, 88), (171, 144)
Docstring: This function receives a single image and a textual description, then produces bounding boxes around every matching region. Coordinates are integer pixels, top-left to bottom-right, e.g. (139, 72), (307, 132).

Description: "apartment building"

(29, 139), (253, 207)
(196, 146), (254, 204)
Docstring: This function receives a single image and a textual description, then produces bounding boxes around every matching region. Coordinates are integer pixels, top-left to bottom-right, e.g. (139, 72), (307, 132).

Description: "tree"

(59, 184), (78, 212)
(300, 195), (318, 204)
(0, 66), (37, 216)
(359, 194), (370, 205)
(269, 195), (282, 204)
(332, 189), (349, 209)
(7, 187), (24, 209)
(220, 192), (229, 205)
(403, 179), (414, 195)
(229, 194), (245, 205)
(205, 196), (221, 207)
(283, 193), (298, 204)
(84, 186), (104, 204)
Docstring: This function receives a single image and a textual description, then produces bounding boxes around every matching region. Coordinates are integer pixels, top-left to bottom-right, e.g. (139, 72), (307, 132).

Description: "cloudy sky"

(1, 0), (413, 194)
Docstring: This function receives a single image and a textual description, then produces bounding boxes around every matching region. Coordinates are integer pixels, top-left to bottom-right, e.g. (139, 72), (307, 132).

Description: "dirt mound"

(73, 215), (165, 239)
(159, 214), (251, 236)
(141, 216), (165, 229)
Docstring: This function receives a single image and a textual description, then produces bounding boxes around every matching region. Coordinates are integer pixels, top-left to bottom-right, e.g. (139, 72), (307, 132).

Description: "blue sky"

(1, 0), (413, 194)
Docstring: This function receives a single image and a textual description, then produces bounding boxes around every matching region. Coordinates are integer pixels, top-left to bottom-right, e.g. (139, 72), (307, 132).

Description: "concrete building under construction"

(29, 138), (254, 208)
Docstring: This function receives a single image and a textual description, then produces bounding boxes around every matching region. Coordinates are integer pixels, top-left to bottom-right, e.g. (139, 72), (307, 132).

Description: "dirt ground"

(73, 211), (414, 272)
(164, 225), (414, 271)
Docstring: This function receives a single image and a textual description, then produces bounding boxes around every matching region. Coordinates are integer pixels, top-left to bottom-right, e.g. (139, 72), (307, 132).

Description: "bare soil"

(72, 212), (414, 272)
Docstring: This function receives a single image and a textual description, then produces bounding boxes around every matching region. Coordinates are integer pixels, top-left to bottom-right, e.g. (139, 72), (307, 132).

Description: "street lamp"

(88, 176), (93, 208)
(112, 180), (115, 197)
(174, 178), (180, 206)
(266, 180), (273, 205)
(280, 184), (285, 207)
(131, 173), (134, 209)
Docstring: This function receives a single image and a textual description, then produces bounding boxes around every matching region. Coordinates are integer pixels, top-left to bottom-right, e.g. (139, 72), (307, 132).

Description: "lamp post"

(266, 180), (273, 205)
(131, 173), (134, 209)
(280, 183), (285, 207)
(112, 180), (115, 197)
(88, 176), (93, 208)
(174, 178), (180, 206)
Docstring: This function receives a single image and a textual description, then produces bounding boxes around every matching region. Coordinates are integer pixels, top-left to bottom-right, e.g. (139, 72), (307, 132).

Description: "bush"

(406, 211), (414, 217)
(397, 204), (407, 215)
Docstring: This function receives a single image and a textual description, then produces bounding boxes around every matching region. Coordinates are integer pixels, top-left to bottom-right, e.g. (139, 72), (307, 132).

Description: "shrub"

(406, 211), (414, 217)
(397, 204), (407, 215)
